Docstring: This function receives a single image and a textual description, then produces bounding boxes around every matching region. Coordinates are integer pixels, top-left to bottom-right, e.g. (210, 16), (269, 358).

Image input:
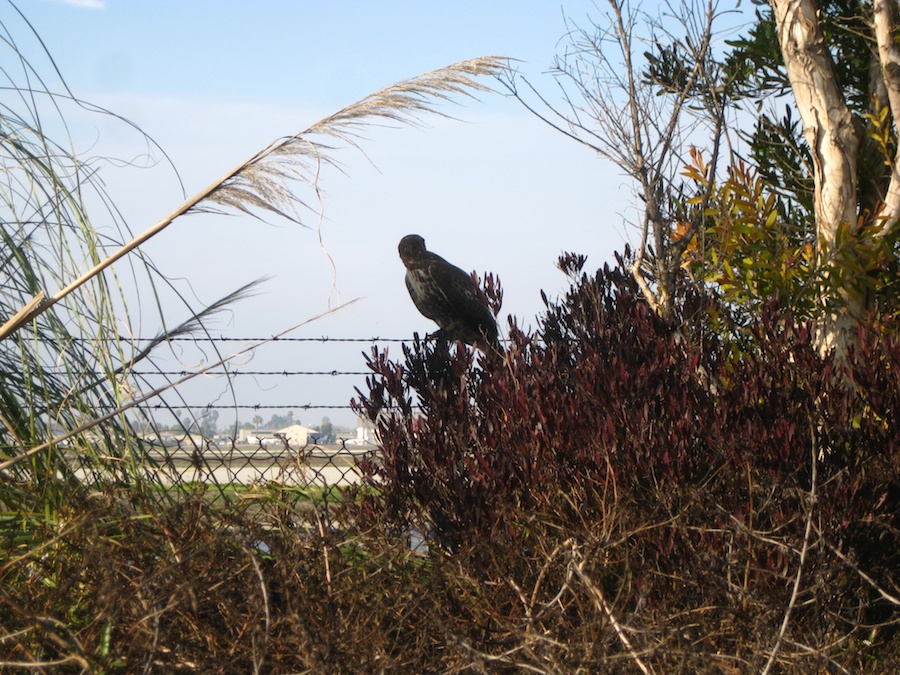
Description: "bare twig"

(761, 429), (818, 675)
(820, 534), (900, 606)
(500, 0), (729, 317)
(784, 638), (853, 675)
(0, 657), (91, 669)
(450, 635), (556, 675)
(247, 550), (270, 675)
(569, 541), (654, 675)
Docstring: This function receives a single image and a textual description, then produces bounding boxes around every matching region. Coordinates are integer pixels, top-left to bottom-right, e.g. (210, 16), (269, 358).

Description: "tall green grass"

(0, 9), (156, 514)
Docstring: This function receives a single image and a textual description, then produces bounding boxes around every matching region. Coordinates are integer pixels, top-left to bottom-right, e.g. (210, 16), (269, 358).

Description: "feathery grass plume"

(201, 56), (511, 218)
(117, 278), (269, 376)
(0, 56), (511, 341)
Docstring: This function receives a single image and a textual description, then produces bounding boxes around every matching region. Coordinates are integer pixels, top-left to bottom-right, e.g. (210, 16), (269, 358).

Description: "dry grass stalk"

(0, 56), (510, 342)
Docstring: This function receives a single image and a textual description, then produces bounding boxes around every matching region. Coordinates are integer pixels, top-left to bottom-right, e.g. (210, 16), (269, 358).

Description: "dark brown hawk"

(398, 234), (499, 350)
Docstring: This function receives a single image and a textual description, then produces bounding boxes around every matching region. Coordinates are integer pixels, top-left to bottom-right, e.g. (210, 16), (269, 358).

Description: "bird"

(398, 234), (499, 350)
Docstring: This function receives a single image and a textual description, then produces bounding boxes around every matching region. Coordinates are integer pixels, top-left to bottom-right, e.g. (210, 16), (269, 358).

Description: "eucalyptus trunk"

(873, 0), (900, 238)
(769, 0), (861, 357)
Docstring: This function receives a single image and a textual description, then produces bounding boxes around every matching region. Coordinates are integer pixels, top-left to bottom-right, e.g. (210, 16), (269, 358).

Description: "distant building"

(238, 428), (271, 444)
(275, 423), (314, 447)
(351, 412), (426, 446)
(238, 424), (314, 447)
(156, 432), (205, 448)
(353, 415), (378, 445)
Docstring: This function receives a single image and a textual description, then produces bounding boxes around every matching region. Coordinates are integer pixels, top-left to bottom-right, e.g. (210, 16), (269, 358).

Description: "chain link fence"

(25, 335), (404, 530)
(65, 436), (380, 529)
(137, 436), (376, 489)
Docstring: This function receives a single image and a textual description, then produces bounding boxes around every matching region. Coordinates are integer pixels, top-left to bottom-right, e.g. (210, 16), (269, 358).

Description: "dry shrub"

(3, 252), (899, 673)
(2, 487), (511, 672)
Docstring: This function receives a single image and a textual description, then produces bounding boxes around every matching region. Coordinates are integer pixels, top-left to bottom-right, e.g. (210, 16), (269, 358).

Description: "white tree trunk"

(873, 0), (900, 238)
(770, 0), (861, 356)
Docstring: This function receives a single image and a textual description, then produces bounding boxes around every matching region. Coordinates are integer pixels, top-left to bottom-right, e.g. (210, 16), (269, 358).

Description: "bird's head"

(398, 234), (427, 267)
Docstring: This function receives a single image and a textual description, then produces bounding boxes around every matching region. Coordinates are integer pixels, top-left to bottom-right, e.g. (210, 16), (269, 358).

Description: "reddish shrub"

(354, 251), (900, 668)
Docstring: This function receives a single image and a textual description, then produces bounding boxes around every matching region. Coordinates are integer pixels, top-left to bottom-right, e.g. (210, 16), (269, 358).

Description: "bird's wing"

(427, 257), (497, 328)
(427, 258), (480, 304)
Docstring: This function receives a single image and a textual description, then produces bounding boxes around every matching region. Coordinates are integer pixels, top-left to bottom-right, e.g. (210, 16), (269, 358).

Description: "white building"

(275, 423), (313, 447)
(239, 424), (314, 447)
(353, 415), (378, 445)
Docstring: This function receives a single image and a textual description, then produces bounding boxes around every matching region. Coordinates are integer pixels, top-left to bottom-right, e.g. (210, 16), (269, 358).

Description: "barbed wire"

(52, 335), (519, 348)
(132, 370), (370, 377)
(48, 335), (433, 418)
(142, 404), (360, 410)
(63, 336), (416, 343)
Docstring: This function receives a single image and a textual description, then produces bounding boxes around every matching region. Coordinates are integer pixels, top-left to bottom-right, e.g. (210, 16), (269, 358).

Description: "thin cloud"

(56, 0), (106, 8)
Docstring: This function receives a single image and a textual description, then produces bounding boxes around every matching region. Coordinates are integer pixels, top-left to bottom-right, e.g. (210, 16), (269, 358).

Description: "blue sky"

(16, 0), (636, 428)
(23, 1), (602, 104)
